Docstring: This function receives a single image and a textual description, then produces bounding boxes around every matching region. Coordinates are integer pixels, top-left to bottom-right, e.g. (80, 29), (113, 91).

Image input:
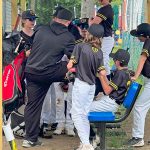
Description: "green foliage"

(32, 0), (81, 25)
(34, 0), (55, 24)
(27, 0), (122, 24)
(55, 0), (81, 18)
(111, 0), (122, 5)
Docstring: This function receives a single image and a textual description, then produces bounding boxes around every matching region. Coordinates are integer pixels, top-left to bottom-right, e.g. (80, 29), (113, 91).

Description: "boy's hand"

(131, 76), (137, 81)
(99, 70), (107, 76)
(25, 49), (31, 57)
(65, 68), (76, 82)
(67, 61), (73, 70)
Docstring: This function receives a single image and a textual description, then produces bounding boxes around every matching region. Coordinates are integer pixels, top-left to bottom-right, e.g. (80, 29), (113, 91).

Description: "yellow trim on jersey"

(97, 66), (105, 72)
(75, 39), (83, 44)
(109, 81), (118, 90)
(92, 47), (99, 53)
(142, 49), (149, 57)
(70, 56), (77, 64)
(70, 56), (75, 59)
(127, 80), (131, 87)
(96, 72), (99, 77)
(97, 13), (107, 20)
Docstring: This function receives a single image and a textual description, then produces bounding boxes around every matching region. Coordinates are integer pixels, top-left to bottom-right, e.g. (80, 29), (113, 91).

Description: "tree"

(34, 0), (81, 24)
(81, 0), (95, 18)
(30, 0), (36, 11)
(80, 0), (122, 18)
(35, 0), (54, 24)
(28, 0), (122, 24)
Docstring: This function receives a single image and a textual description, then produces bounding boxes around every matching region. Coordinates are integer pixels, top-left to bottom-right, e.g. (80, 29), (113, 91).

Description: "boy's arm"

(89, 16), (103, 25)
(89, 6), (108, 25)
(98, 70), (113, 95)
(89, 8), (105, 25)
(67, 60), (74, 70)
(132, 54), (147, 80)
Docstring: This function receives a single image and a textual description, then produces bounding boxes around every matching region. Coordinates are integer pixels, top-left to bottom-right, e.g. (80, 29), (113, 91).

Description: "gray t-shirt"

(70, 43), (105, 85)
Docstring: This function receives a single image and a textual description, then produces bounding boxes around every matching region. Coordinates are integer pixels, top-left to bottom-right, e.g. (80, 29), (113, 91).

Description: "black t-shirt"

(97, 4), (114, 37)
(71, 43), (105, 85)
(18, 31), (33, 53)
(109, 69), (131, 105)
(141, 38), (150, 78)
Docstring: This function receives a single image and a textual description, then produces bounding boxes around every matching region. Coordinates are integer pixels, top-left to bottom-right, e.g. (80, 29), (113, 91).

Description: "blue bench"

(88, 82), (142, 150)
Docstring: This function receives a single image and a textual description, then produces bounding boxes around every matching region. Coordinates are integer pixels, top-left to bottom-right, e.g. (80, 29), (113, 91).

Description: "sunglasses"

(79, 24), (89, 30)
(26, 18), (36, 21)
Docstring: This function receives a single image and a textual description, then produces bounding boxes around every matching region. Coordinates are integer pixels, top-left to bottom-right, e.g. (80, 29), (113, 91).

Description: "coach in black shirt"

(22, 8), (75, 148)
(89, 0), (114, 96)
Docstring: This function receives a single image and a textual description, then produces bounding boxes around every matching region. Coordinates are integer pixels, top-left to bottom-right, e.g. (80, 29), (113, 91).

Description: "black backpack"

(2, 31), (21, 67)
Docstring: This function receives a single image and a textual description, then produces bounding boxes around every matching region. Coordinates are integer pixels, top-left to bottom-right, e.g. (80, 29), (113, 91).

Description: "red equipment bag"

(2, 51), (26, 111)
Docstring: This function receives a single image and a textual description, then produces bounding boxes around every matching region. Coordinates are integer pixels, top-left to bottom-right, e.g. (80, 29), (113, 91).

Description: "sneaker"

(39, 123), (53, 139)
(53, 127), (65, 135)
(127, 137), (144, 147)
(65, 128), (75, 137)
(51, 123), (58, 131)
(22, 140), (44, 148)
(76, 143), (83, 150)
(90, 135), (100, 149)
(76, 143), (94, 150)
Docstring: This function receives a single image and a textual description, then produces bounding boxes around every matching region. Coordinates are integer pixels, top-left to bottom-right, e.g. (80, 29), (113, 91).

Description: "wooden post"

(21, 0), (26, 11)
(11, 0), (26, 30)
(11, 0), (18, 30)
(147, 0), (150, 23)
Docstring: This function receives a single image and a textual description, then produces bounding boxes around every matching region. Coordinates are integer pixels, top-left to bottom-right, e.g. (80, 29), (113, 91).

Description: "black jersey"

(141, 38), (150, 78)
(97, 4), (114, 37)
(71, 43), (105, 85)
(18, 31), (33, 53)
(109, 69), (131, 105)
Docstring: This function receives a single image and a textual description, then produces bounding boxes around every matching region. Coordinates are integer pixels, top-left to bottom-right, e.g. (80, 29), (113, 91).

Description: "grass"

(105, 127), (133, 150)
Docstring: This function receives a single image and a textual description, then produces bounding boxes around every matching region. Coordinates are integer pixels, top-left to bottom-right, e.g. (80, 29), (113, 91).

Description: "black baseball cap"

(22, 10), (38, 19)
(130, 23), (150, 37)
(56, 8), (72, 21)
(88, 24), (104, 38)
(109, 49), (130, 66)
(53, 6), (65, 17)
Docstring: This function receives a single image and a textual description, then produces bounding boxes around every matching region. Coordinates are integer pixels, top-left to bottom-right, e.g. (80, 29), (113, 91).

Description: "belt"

(109, 96), (121, 105)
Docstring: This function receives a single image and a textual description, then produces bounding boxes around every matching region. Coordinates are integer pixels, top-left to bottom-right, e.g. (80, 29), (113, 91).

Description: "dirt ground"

(3, 112), (150, 150)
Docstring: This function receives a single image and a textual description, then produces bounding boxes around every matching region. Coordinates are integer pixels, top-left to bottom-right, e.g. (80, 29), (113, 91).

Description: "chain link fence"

(122, 0), (145, 83)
